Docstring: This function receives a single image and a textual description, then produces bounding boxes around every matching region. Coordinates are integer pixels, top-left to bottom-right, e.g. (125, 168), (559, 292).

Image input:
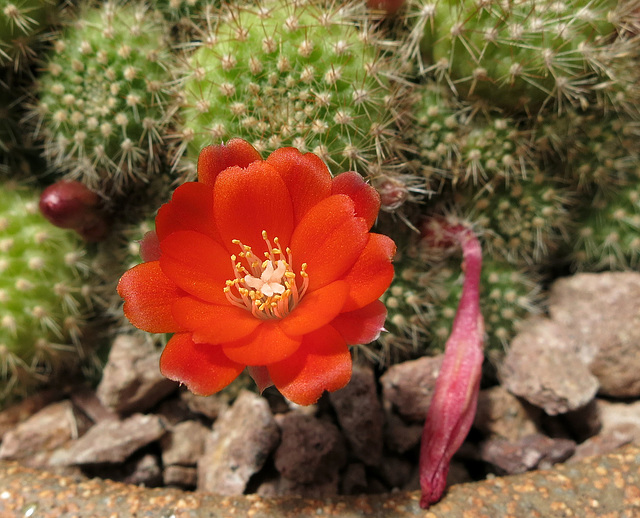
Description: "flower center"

(224, 230), (309, 320)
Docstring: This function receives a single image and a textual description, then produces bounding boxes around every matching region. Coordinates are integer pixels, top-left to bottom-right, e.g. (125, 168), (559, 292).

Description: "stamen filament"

(224, 231), (309, 320)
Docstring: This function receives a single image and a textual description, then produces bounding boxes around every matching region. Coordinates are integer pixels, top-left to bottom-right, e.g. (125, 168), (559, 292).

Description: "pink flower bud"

(418, 220), (485, 508)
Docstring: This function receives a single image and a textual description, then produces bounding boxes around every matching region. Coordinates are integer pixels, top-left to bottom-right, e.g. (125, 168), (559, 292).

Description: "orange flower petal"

(279, 280), (349, 337)
(159, 230), (231, 305)
(117, 261), (186, 333)
(160, 333), (245, 396)
(171, 296), (261, 345)
(331, 300), (388, 345)
(290, 194), (368, 291)
(266, 147), (332, 224)
(268, 325), (352, 406)
(213, 162), (295, 253)
(222, 321), (302, 365)
(331, 171), (381, 230)
(341, 233), (397, 312)
(155, 182), (220, 243)
(197, 138), (262, 187)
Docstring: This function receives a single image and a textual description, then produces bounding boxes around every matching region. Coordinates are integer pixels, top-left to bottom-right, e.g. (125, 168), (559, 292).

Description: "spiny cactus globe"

(179, 0), (408, 177)
(411, 81), (537, 188)
(407, 0), (634, 114)
(34, 0), (177, 196)
(0, 0), (58, 72)
(0, 179), (95, 405)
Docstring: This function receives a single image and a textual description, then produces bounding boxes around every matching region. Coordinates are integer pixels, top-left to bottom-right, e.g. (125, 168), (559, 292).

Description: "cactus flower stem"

(419, 222), (485, 508)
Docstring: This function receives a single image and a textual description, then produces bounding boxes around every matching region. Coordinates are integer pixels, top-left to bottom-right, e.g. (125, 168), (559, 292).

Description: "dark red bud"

(39, 180), (100, 229)
(39, 180), (111, 241)
(367, 0), (405, 15)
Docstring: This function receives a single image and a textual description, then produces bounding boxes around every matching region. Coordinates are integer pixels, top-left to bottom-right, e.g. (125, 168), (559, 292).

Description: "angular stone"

(197, 390), (279, 495)
(549, 272), (640, 397)
(83, 452), (163, 487)
(376, 454), (413, 490)
(499, 317), (599, 415)
(256, 473), (340, 498)
(70, 387), (118, 423)
(274, 412), (347, 485)
(474, 386), (542, 441)
(161, 420), (208, 467)
(341, 462), (368, 495)
(383, 409), (422, 453)
(163, 465), (198, 489)
(329, 364), (384, 466)
(0, 400), (91, 467)
(50, 414), (166, 466)
(0, 389), (62, 440)
(380, 355), (443, 422)
(180, 390), (229, 421)
(97, 334), (178, 415)
(480, 433), (576, 475)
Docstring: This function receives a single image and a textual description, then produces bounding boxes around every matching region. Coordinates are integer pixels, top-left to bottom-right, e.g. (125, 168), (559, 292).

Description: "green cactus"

(378, 227), (542, 358)
(178, 0), (410, 177)
(410, 81), (537, 188)
(33, 0), (178, 197)
(454, 173), (573, 265)
(569, 181), (640, 271)
(405, 0), (635, 114)
(0, 0), (58, 73)
(0, 179), (96, 405)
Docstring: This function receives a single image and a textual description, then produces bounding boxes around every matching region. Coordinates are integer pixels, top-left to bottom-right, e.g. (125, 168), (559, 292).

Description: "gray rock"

(50, 413), (166, 466)
(120, 453), (163, 487)
(499, 317), (599, 415)
(341, 462), (368, 495)
(0, 389), (62, 441)
(329, 364), (384, 467)
(180, 390), (229, 420)
(594, 399), (640, 444)
(572, 430), (633, 463)
(161, 420), (208, 467)
(197, 390), (279, 495)
(549, 272), (640, 397)
(380, 355), (443, 422)
(0, 400), (91, 467)
(97, 334), (178, 415)
(382, 409), (422, 453)
(376, 454), (413, 490)
(70, 387), (118, 423)
(274, 412), (346, 485)
(480, 433), (576, 475)
(256, 473), (340, 498)
(84, 452), (163, 487)
(474, 386), (542, 441)
(163, 465), (198, 489)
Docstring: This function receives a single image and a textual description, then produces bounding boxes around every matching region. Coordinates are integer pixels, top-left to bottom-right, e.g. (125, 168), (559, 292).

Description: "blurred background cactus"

(0, 179), (98, 405)
(0, 0), (639, 405)
(30, 0), (179, 200)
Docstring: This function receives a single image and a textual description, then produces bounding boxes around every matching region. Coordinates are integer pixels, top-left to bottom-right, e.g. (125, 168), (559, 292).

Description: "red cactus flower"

(117, 139), (395, 405)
